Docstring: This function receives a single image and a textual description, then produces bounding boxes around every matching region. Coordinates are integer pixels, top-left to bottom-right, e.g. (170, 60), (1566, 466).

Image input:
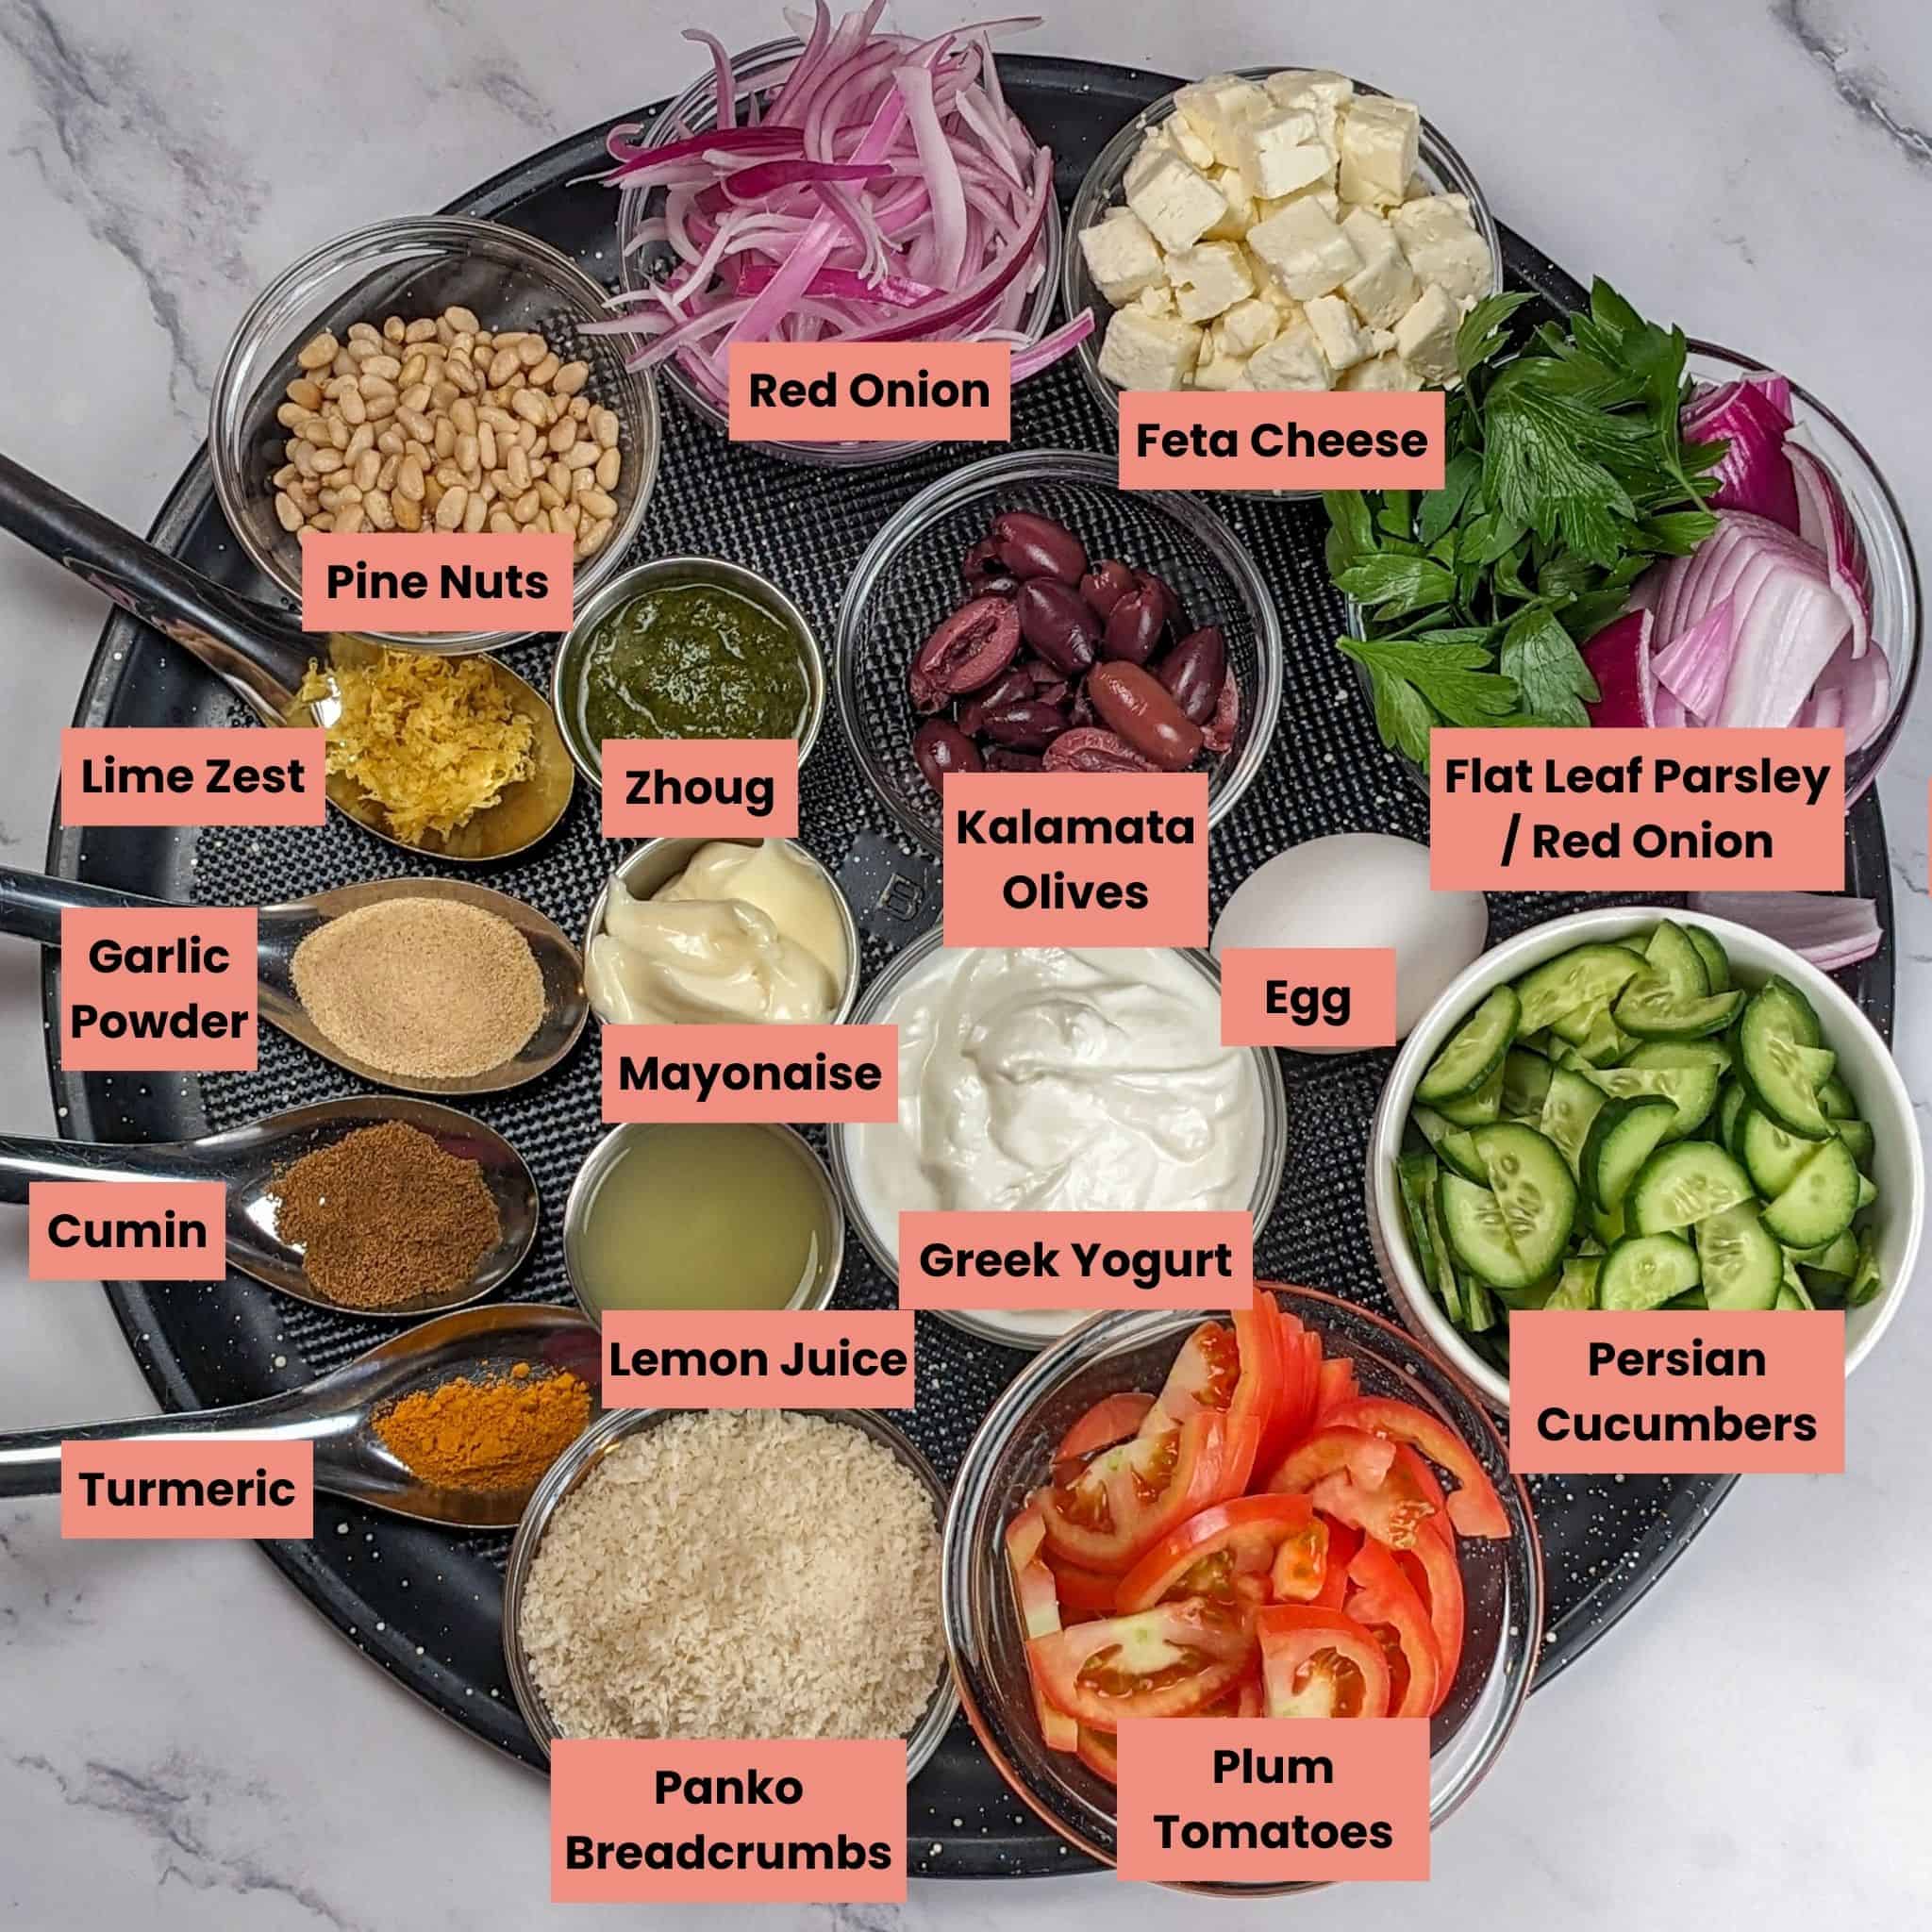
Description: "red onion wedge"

(1688, 893), (1881, 973)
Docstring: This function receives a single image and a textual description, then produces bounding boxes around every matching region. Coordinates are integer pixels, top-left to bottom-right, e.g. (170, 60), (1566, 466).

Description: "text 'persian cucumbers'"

(1397, 916), (1888, 1350)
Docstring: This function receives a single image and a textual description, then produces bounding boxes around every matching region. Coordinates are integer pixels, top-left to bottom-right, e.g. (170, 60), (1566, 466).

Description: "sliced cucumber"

(1500, 1046), (1553, 1121)
(1694, 1202), (1782, 1311)
(1817, 1074), (1857, 1121)
(1760, 1136), (1861, 1248)
(1857, 1173), (1878, 1210)
(1411, 1106), (1489, 1183)
(1416, 985), (1520, 1105)
(1550, 999), (1607, 1047)
(1740, 1106), (1820, 1199)
(1419, 1158), (1466, 1324)
(1514, 943), (1647, 1036)
(1568, 1008), (1631, 1065)
(1738, 981), (1833, 1141)
(1461, 1273), (1500, 1332)
(1546, 1256), (1601, 1309)
(1582, 1097), (1677, 1212)
(1600, 1233), (1701, 1311)
(1626, 1039), (1731, 1076)
(1846, 1233), (1884, 1308)
(1435, 1061), (1505, 1127)
(1628, 1141), (1754, 1234)
(1541, 1065), (1607, 1178)
(1788, 1229), (1858, 1278)
(1715, 1080), (1749, 1159)
(1684, 924), (1731, 993)
(1644, 920), (1709, 998)
(1397, 1150), (1441, 1279)
(1613, 973), (1745, 1041)
(1473, 1123), (1579, 1286)
(1584, 1060), (1721, 1141)
(1838, 1119), (1874, 1168)
(1438, 1170), (1535, 1290)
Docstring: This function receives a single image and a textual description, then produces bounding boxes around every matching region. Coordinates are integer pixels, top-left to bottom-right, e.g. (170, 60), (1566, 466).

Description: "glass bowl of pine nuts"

(210, 215), (660, 655)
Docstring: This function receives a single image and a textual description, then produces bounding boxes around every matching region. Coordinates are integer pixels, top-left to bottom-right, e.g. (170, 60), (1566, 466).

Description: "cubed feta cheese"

(1077, 208), (1167, 305)
(1203, 166), (1257, 241)
(1391, 194), (1493, 308)
(1304, 293), (1372, 372)
(1174, 75), (1271, 166)
(1263, 70), (1354, 155)
(1246, 197), (1360, 301)
(1097, 307), (1204, 390)
(1171, 117), (1216, 169)
(1340, 348), (1423, 391)
(1392, 281), (1459, 384)
(1234, 105), (1335, 199)
(1339, 207), (1417, 327)
(1137, 283), (1177, 315)
(1338, 95), (1420, 207)
(1167, 239), (1256, 323)
(1193, 350), (1250, 391)
(1214, 295), (1280, 358)
(1257, 182), (1341, 225)
(1124, 144), (1229, 252)
(1242, 322), (1332, 391)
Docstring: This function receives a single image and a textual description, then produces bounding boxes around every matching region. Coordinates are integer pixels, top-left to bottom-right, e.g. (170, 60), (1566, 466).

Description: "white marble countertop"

(2, 0), (1928, 1924)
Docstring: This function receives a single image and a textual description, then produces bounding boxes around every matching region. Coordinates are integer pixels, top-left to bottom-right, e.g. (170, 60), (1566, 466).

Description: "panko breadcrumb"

(517, 1410), (945, 1741)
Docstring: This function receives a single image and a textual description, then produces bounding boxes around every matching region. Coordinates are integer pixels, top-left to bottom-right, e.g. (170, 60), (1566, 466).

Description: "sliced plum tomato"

(1254, 1295), (1314, 1472)
(1056, 1391), (1157, 1468)
(1143, 1312), (1279, 1493)
(1042, 1553), (1120, 1622)
(1397, 1530), (1465, 1711)
(1344, 1538), (1441, 1720)
(1323, 1395), (1511, 1540)
(1075, 1726), (1119, 1784)
(1309, 1455), (1446, 1555)
(1314, 1518), (1360, 1609)
(1387, 1444), (1456, 1551)
(1004, 1501), (1078, 1752)
(1254, 1605), (1391, 1720)
(1200, 1671), (1265, 1719)
(1264, 1424), (1397, 1498)
(1028, 1597), (1257, 1731)
(1267, 1506), (1330, 1604)
(1039, 1409), (1232, 1574)
(1117, 1493), (1317, 1614)
(1315, 1356), (1359, 1420)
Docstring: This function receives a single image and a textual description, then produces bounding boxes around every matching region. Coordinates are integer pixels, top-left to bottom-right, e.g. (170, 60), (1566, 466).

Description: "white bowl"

(1367, 906), (1923, 1410)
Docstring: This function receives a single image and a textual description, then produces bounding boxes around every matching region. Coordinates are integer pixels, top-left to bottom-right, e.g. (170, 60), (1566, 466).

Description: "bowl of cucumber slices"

(1368, 907), (1923, 1409)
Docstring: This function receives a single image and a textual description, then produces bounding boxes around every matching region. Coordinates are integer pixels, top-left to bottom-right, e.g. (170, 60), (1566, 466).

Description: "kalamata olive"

(1087, 661), (1203, 770)
(961, 537), (1006, 588)
(1025, 657), (1064, 687)
(1157, 624), (1227, 725)
(909, 595), (1021, 712)
(980, 700), (1070, 751)
(985, 747), (1045, 772)
(1135, 570), (1188, 637)
(957, 666), (1037, 735)
(993, 509), (1087, 584)
(1071, 682), (1095, 727)
(1203, 670), (1241, 755)
(1042, 726), (1157, 773)
(1102, 587), (1165, 664)
(1033, 679), (1071, 709)
(1014, 577), (1099, 675)
(912, 717), (983, 793)
(1079, 558), (1138, 618)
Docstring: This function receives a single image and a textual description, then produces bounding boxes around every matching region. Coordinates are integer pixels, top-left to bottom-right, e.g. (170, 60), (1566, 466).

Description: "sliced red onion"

(1581, 608), (1655, 727)
(1786, 433), (1874, 662)
(1688, 892), (1881, 972)
(1682, 372), (1801, 532)
(1652, 593), (1737, 720)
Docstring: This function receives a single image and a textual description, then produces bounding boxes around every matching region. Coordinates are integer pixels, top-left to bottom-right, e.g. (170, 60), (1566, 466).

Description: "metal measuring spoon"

(0, 452), (575, 863)
(0, 1096), (539, 1318)
(0, 866), (587, 1096)
(0, 1304), (596, 1528)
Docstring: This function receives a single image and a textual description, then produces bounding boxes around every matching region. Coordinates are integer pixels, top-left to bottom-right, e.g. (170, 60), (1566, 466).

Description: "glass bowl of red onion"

(610, 28), (1072, 469)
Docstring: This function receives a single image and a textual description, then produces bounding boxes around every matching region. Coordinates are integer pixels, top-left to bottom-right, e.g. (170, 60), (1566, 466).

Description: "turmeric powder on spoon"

(375, 1362), (591, 1495)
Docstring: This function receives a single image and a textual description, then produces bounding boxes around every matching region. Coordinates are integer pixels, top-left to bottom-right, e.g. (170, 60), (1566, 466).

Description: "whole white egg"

(1211, 834), (1488, 1051)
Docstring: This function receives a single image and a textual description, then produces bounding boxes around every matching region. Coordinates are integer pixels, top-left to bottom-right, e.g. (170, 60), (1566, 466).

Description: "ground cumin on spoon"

(375, 1363), (591, 1495)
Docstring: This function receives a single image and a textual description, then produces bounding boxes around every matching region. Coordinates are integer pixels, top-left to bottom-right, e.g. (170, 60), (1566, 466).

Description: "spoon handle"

(0, 452), (311, 721)
(0, 1135), (200, 1202)
(0, 865), (168, 946)
(0, 1403), (345, 1499)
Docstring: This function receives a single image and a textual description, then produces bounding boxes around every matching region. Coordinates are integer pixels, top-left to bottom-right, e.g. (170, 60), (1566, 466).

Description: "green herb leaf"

(1457, 292), (1536, 377)
(1338, 633), (1520, 728)
(1333, 554), (1457, 616)
(1418, 452), (1480, 546)
(1500, 607), (1599, 724)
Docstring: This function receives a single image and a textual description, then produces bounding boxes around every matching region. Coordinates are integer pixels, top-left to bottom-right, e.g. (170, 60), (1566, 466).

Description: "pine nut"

(392, 491), (423, 531)
(397, 458), (425, 502)
(275, 491), (304, 532)
(435, 486), (467, 531)
(286, 376), (324, 410)
(461, 491), (488, 533)
(383, 315), (408, 344)
(595, 445), (621, 490)
(553, 360), (589, 396)
(365, 489), (395, 530)
(405, 317), (438, 343)
(296, 331), (338, 371)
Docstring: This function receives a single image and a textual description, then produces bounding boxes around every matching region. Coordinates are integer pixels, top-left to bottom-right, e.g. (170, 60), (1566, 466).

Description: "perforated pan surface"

(43, 58), (1896, 1879)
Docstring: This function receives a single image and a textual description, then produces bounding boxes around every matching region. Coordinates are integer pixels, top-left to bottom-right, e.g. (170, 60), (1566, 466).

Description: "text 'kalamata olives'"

(909, 595), (1020, 712)
(993, 510), (1087, 584)
(1158, 625), (1227, 725)
(1088, 661), (1203, 770)
(1015, 577), (1098, 675)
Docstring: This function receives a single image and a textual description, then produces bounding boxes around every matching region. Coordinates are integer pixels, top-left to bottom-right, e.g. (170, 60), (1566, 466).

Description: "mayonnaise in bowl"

(835, 939), (1285, 1347)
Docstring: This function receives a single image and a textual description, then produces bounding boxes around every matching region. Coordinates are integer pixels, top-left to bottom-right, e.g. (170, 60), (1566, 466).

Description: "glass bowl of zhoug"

(552, 557), (825, 787)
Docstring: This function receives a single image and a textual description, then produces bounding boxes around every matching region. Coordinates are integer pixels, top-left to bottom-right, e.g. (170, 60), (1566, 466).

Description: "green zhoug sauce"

(575, 581), (809, 742)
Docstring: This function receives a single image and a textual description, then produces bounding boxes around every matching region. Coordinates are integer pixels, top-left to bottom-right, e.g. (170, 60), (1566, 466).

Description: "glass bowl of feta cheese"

(1062, 70), (1502, 496)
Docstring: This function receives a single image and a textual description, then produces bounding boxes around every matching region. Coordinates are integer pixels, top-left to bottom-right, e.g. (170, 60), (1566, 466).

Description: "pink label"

(599, 739), (800, 839)
(60, 727), (326, 827)
(1220, 947), (1397, 1048)
(1507, 1310), (1845, 1474)
(551, 1739), (907, 1903)
(941, 772), (1208, 947)
(59, 908), (258, 1072)
(1115, 1718), (1430, 1882)
(300, 531), (573, 632)
(1119, 391), (1445, 491)
(1431, 729), (1846, 890)
(898, 1211), (1252, 1310)
(600, 1024), (897, 1124)
(729, 341), (1009, 442)
(601, 1311), (915, 1407)
(28, 1181), (227, 1281)
(61, 1440), (312, 1539)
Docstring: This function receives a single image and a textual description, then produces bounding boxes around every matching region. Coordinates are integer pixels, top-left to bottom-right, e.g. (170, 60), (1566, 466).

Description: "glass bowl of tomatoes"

(939, 1283), (1543, 1891)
